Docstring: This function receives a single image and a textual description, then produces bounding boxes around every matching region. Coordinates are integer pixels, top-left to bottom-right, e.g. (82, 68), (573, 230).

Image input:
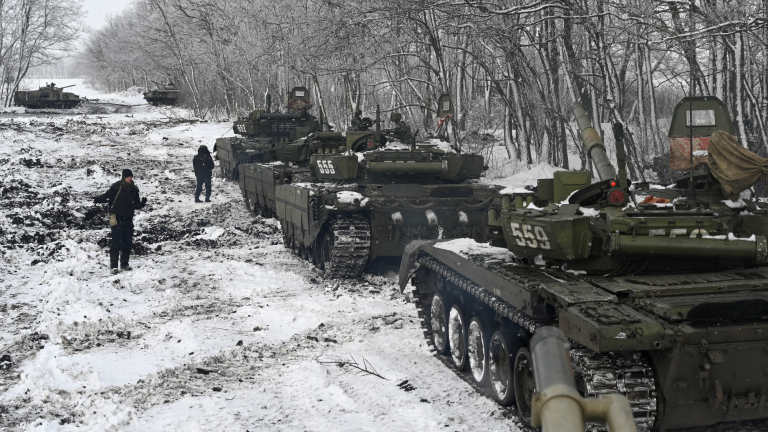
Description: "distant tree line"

(0, 0), (81, 107)
(77, 0), (768, 178)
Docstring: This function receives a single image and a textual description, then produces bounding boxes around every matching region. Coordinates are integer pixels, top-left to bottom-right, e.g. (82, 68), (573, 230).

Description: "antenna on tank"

(686, 0), (698, 208)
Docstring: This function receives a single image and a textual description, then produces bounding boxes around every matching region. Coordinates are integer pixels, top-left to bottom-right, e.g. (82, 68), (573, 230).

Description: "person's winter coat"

(94, 179), (146, 218)
(193, 146), (215, 179)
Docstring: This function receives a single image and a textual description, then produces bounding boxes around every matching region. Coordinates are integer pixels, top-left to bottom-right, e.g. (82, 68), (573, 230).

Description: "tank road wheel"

(489, 330), (517, 406)
(320, 214), (371, 279)
(467, 316), (489, 385)
(448, 304), (468, 370)
(513, 347), (535, 426)
(429, 292), (450, 355)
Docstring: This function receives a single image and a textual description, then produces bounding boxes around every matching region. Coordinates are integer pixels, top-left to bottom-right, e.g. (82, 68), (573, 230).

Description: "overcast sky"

(81, 0), (133, 30)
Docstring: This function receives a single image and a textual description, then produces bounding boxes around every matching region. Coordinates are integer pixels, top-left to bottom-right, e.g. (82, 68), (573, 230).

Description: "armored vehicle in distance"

(14, 83), (80, 109)
(216, 87), (321, 180)
(399, 97), (768, 431)
(143, 81), (179, 106)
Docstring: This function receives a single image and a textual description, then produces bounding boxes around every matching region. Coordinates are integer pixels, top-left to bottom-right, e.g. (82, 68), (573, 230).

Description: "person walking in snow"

(93, 169), (147, 274)
(193, 145), (215, 203)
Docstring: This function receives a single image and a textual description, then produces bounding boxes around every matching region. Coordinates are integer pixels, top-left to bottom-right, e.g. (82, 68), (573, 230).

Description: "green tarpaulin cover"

(708, 131), (768, 200)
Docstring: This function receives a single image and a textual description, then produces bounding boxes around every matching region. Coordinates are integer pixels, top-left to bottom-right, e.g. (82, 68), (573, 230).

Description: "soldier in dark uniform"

(94, 169), (147, 273)
(193, 145), (215, 203)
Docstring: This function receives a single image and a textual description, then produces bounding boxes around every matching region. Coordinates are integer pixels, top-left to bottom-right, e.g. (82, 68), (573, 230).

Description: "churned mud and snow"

(0, 86), (520, 432)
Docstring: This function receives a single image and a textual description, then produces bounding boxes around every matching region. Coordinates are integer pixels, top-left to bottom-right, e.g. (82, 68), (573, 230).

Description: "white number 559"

(509, 223), (550, 250)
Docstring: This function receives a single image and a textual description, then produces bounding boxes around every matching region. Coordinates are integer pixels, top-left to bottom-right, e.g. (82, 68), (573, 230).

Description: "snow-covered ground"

(0, 90), (519, 432)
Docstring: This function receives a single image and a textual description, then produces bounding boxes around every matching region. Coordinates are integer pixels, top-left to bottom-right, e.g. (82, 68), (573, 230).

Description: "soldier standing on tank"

(193, 145), (215, 203)
(93, 169), (147, 274)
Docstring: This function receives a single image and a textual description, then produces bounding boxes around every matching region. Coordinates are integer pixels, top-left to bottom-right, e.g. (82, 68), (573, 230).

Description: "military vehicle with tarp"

(14, 83), (80, 109)
(216, 87), (321, 181)
(143, 81), (179, 106)
(398, 97), (768, 431)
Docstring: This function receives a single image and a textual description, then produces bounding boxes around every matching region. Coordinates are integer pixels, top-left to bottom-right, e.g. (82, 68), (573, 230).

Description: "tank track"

(570, 348), (658, 431)
(322, 214), (371, 279)
(415, 254), (658, 431)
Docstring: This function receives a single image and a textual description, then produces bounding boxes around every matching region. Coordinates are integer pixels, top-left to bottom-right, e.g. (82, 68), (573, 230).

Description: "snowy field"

(1, 84), (763, 432)
(0, 91), (520, 432)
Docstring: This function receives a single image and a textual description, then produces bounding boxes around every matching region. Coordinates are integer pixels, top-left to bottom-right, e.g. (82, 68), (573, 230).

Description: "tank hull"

(238, 162), (306, 218)
(143, 90), (178, 106)
(216, 137), (273, 181)
(277, 182), (497, 261)
(398, 239), (768, 431)
(14, 90), (80, 109)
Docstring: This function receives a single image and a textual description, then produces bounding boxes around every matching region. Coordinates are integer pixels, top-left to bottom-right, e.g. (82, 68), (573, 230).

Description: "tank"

(14, 83), (80, 109)
(143, 81), (179, 106)
(238, 106), (416, 217)
(241, 100), (498, 278)
(398, 97), (768, 431)
(216, 87), (321, 180)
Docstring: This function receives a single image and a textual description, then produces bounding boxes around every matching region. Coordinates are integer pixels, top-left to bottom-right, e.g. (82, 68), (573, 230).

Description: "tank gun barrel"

(59, 84), (76, 89)
(572, 103), (617, 182)
(531, 327), (638, 432)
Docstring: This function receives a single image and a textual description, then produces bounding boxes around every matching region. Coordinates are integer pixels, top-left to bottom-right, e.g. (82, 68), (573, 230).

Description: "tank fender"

(558, 303), (667, 352)
(398, 241), (536, 318)
(398, 240), (447, 292)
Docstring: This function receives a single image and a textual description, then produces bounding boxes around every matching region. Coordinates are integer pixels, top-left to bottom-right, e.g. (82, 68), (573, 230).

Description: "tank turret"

(486, 101), (768, 273)
(216, 86), (323, 181)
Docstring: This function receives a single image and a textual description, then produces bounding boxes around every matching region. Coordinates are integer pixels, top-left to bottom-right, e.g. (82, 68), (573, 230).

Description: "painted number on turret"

(235, 124), (247, 134)
(510, 223), (551, 250)
(317, 160), (336, 174)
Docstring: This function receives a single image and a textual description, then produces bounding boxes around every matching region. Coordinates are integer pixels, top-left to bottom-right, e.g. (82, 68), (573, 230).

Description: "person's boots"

(195, 194), (202, 203)
(205, 195), (211, 203)
(110, 251), (119, 274)
(120, 250), (132, 271)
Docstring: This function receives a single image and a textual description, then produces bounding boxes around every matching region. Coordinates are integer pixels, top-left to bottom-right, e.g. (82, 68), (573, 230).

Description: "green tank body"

(398, 97), (768, 430)
(238, 106), (416, 215)
(217, 87), (321, 180)
(14, 83), (80, 109)
(143, 81), (179, 106)
(240, 99), (498, 278)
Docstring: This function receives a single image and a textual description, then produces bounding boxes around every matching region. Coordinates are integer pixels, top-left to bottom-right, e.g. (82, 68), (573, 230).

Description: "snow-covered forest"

(72, 0), (768, 176)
